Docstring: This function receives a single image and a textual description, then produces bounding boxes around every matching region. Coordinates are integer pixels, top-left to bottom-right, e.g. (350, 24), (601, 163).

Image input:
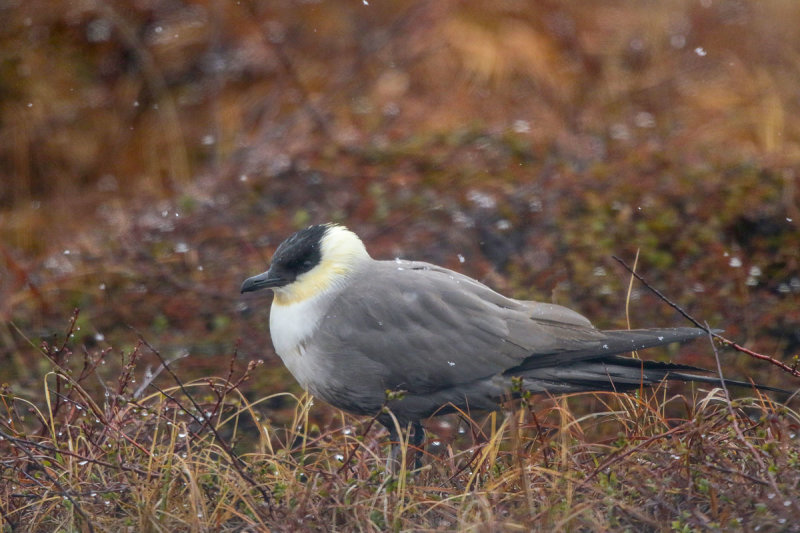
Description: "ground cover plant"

(1, 309), (798, 531)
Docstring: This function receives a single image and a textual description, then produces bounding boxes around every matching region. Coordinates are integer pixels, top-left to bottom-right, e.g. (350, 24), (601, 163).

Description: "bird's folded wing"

(312, 260), (630, 393)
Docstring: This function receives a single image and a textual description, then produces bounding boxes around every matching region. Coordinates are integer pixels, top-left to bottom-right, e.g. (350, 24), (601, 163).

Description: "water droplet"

(467, 190), (496, 209)
(634, 111), (655, 128)
(610, 123), (630, 141)
(511, 119), (530, 133)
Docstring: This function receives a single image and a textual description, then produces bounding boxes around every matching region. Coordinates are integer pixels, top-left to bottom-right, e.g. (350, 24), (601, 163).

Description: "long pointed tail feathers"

(602, 356), (786, 394)
(519, 325), (787, 395)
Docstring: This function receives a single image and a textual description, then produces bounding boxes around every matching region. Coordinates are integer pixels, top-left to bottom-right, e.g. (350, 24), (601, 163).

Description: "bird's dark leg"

(382, 420), (425, 472)
(386, 424), (401, 473)
(410, 421), (425, 470)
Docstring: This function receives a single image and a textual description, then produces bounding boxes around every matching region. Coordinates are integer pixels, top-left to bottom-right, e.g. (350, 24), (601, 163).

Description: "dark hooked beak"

(240, 270), (288, 293)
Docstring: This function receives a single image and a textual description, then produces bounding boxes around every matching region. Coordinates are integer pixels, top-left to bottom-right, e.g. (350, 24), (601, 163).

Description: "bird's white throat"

(268, 285), (344, 390)
(269, 288), (332, 357)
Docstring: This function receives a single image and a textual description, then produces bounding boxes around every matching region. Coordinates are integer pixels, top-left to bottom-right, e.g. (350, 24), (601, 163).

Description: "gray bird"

(241, 223), (769, 459)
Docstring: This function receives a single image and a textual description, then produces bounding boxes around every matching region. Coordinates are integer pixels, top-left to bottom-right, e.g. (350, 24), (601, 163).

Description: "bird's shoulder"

(347, 258), (520, 308)
(347, 259), (595, 328)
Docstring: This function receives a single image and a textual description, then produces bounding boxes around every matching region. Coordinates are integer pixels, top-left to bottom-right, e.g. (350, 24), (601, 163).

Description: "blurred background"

(1, 0), (798, 420)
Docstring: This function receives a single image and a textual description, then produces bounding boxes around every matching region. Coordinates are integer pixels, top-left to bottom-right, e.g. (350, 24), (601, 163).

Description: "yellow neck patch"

(273, 263), (351, 306)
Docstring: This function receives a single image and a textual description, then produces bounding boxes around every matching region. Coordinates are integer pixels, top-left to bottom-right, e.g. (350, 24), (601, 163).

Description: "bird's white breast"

(269, 291), (332, 389)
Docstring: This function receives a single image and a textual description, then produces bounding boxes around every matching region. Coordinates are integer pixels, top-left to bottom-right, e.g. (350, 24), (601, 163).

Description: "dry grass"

(1, 312), (798, 532)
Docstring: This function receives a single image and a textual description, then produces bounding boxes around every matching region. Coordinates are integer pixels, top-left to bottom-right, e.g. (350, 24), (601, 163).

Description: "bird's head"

(240, 223), (370, 305)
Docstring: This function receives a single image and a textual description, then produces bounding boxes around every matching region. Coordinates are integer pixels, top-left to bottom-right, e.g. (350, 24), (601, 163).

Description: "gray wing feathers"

(313, 260), (705, 396)
(506, 327), (707, 372)
(519, 301), (594, 327)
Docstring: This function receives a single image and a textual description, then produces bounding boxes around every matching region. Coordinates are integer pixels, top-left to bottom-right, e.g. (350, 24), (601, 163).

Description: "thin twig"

(242, 3), (336, 143)
(624, 248), (640, 333)
(529, 408), (552, 470)
(337, 414), (379, 476)
(0, 428), (95, 533)
(0, 428), (153, 477)
(134, 333), (275, 514)
(706, 325), (783, 496)
(577, 423), (687, 489)
(133, 349), (189, 399)
(612, 255), (800, 379)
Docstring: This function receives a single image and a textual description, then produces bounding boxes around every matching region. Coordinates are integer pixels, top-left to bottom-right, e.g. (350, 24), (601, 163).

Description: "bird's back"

(305, 259), (696, 422)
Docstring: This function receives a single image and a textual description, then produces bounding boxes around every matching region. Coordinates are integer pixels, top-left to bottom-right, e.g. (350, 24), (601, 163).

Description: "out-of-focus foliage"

(1, 0), (798, 387)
